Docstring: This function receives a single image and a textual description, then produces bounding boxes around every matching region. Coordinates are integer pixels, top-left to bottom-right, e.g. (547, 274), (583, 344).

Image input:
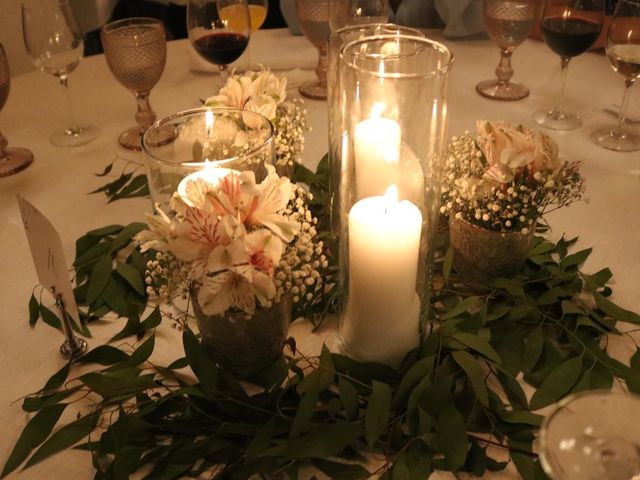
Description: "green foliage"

(9, 162), (640, 480)
(92, 158), (149, 203)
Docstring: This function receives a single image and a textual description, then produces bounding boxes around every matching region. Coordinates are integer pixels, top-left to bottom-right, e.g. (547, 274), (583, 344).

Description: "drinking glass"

(296, 0), (331, 100)
(22, 0), (100, 147)
(102, 18), (170, 151)
(532, 0), (605, 130)
(248, 0), (268, 31)
(539, 391), (640, 480)
(329, 0), (389, 32)
(188, 0), (251, 80)
(0, 44), (33, 177)
(476, 0), (536, 101)
(591, 0), (640, 152)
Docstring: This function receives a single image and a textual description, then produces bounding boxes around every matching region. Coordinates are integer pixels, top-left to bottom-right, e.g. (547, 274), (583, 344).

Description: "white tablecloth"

(0, 29), (639, 479)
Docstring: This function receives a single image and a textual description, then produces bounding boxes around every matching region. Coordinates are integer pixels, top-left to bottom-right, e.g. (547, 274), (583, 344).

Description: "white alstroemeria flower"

(197, 264), (276, 315)
(244, 94), (278, 123)
(250, 69), (287, 104)
(136, 210), (174, 253)
(244, 165), (299, 242)
(245, 229), (283, 275)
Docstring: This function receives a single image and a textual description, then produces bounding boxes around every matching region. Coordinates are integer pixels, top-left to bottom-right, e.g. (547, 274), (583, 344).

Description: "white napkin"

(188, 28), (318, 73)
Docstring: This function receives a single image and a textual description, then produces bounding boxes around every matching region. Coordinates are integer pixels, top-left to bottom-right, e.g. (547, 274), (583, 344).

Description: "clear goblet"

(0, 44), (33, 177)
(22, 0), (100, 147)
(540, 391), (640, 480)
(296, 0), (331, 100)
(329, 0), (389, 32)
(532, 0), (605, 130)
(102, 17), (172, 151)
(591, 0), (640, 152)
(476, 0), (536, 101)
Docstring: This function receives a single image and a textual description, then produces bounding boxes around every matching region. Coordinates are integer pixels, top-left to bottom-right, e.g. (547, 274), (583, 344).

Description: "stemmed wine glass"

(296, 0), (331, 100)
(102, 18), (171, 151)
(532, 0), (605, 130)
(22, 0), (100, 147)
(188, 0), (251, 81)
(539, 391), (640, 480)
(0, 44), (33, 177)
(591, 0), (640, 152)
(476, 0), (536, 101)
(329, 0), (389, 32)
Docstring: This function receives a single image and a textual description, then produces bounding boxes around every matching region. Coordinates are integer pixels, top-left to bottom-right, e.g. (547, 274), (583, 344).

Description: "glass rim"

(537, 389), (640, 478)
(141, 106), (275, 168)
(342, 34), (454, 79)
(331, 22), (425, 41)
(102, 17), (165, 37)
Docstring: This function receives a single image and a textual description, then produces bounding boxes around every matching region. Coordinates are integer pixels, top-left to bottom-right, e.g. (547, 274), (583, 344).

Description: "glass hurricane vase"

(337, 35), (453, 365)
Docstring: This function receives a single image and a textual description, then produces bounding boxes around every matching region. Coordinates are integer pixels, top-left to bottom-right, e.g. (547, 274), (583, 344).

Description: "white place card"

(17, 195), (81, 325)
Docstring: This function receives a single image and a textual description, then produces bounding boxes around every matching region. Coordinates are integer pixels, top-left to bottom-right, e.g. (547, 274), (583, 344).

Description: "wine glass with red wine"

(591, 0), (640, 152)
(532, 0), (605, 130)
(187, 0), (251, 81)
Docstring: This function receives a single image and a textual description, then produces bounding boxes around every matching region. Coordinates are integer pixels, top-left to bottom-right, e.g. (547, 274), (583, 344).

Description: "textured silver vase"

(192, 293), (291, 377)
(449, 215), (533, 282)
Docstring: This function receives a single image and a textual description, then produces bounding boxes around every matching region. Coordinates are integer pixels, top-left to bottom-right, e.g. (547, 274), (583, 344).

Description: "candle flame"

(370, 102), (385, 119)
(205, 110), (214, 138)
(384, 185), (398, 204)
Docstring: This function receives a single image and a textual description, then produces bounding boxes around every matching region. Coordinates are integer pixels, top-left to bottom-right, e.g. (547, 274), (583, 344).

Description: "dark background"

(85, 0), (286, 55)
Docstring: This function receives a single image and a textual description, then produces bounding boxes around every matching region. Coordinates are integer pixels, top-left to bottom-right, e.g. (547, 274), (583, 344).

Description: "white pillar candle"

(354, 115), (401, 199)
(342, 186), (422, 365)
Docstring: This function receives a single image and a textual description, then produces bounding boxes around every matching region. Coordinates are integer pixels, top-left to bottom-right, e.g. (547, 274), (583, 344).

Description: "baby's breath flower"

(441, 121), (585, 232)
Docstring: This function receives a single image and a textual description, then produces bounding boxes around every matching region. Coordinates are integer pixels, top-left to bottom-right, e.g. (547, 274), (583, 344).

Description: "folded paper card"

(17, 195), (81, 325)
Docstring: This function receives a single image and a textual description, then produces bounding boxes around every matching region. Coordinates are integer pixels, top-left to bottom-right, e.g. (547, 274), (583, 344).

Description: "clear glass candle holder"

(142, 107), (274, 214)
(327, 23), (424, 237)
(337, 35), (453, 365)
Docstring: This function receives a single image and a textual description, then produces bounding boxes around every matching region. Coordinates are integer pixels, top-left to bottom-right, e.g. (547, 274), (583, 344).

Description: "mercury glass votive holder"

(327, 23), (424, 237)
(142, 107), (274, 214)
(337, 35), (453, 366)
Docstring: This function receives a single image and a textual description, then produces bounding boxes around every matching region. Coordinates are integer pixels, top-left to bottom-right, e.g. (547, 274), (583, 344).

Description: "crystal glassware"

(296, 0), (331, 100)
(187, 0), (251, 81)
(102, 17), (171, 151)
(539, 391), (640, 480)
(337, 34), (452, 364)
(591, 0), (640, 152)
(0, 44), (33, 177)
(476, 0), (536, 101)
(22, 0), (100, 147)
(532, 0), (605, 130)
(329, 0), (389, 32)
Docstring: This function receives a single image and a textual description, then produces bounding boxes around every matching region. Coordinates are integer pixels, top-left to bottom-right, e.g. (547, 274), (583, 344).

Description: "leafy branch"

(6, 160), (640, 480)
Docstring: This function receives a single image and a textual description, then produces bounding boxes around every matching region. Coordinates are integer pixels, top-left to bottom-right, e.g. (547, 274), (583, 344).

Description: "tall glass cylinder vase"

(142, 107), (274, 214)
(327, 23), (424, 237)
(337, 35), (453, 365)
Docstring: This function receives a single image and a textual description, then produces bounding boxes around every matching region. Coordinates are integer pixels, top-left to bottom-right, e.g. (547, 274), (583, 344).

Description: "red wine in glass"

(193, 32), (249, 65)
(187, 0), (251, 81)
(532, 0), (604, 130)
(541, 17), (602, 58)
